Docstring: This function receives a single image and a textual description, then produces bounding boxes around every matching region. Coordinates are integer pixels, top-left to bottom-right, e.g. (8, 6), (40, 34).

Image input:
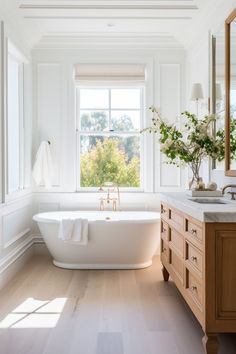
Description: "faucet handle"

(99, 197), (105, 211)
(112, 198), (117, 211)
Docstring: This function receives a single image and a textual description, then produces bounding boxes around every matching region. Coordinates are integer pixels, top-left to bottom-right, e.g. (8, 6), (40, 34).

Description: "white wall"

(186, 0), (236, 188)
(32, 46), (188, 215)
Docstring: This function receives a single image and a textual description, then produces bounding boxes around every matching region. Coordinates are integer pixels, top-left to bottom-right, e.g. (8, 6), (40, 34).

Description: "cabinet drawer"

(185, 218), (203, 245)
(169, 228), (184, 257)
(161, 220), (169, 242)
(186, 269), (202, 308)
(169, 208), (184, 232)
(170, 249), (184, 284)
(161, 239), (169, 264)
(161, 204), (169, 221)
(186, 241), (203, 275)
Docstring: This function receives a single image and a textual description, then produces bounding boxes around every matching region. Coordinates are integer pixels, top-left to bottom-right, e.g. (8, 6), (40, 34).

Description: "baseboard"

(0, 238), (34, 290)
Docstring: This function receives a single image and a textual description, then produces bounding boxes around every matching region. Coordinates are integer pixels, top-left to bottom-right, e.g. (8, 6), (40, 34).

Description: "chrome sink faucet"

(222, 184), (236, 200)
(99, 182), (121, 211)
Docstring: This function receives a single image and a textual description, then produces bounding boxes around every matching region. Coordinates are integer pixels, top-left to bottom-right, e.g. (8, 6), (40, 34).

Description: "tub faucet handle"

(99, 197), (105, 211)
(112, 198), (118, 211)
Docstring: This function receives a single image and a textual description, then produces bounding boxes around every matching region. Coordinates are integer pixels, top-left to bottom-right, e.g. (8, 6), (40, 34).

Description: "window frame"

(75, 83), (145, 192)
(6, 42), (25, 198)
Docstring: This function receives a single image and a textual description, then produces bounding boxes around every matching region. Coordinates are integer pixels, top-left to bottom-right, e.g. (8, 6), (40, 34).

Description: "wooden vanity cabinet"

(160, 201), (236, 354)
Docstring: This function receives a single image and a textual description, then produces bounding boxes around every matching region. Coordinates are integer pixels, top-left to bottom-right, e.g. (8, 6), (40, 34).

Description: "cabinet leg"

(202, 333), (219, 354)
(162, 265), (169, 282)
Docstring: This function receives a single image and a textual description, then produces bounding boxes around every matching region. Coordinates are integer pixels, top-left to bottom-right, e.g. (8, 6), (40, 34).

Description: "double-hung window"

(77, 86), (144, 189)
(7, 42), (24, 195)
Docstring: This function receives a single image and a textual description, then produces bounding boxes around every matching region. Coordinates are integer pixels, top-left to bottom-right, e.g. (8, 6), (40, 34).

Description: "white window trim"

(5, 41), (26, 201)
(75, 83), (146, 192)
(0, 22), (5, 205)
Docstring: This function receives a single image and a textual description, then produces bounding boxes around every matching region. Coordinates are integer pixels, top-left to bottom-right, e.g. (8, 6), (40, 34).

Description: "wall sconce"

(190, 83), (204, 116)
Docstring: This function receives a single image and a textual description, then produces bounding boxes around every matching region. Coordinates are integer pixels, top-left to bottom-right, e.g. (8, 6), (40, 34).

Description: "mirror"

(225, 9), (236, 175)
(212, 26), (225, 170)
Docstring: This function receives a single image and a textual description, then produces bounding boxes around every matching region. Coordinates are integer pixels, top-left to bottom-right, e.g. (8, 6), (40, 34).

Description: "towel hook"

(48, 140), (51, 145)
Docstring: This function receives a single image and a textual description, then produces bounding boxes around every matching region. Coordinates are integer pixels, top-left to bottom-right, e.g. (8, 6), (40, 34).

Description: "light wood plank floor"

(0, 255), (236, 354)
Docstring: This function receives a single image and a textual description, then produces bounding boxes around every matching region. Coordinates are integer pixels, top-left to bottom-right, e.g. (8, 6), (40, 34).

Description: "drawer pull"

(163, 247), (167, 252)
(191, 229), (197, 235)
(191, 286), (197, 292)
(162, 228), (167, 232)
(191, 256), (198, 262)
(161, 209), (166, 214)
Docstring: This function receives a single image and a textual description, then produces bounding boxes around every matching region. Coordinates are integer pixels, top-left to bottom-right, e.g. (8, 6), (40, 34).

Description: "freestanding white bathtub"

(33, 211), (160, 269)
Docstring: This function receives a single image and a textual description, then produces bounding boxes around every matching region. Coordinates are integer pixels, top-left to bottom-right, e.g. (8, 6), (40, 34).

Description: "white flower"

(163, 138), (173, 148)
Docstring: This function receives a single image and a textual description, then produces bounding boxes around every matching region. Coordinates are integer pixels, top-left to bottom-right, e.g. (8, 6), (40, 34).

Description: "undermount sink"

(189, 198), (228, 204)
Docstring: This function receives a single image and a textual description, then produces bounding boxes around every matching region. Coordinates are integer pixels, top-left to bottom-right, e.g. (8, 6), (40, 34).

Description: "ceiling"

(0, 0), (225, 49)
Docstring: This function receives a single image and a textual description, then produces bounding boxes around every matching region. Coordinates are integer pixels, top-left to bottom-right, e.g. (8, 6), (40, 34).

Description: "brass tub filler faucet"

(99, 182), (121, 211)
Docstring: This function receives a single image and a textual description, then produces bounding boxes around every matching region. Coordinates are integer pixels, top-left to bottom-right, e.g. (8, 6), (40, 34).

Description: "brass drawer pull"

(191, 229), (197, 235)
(191, 256), (198, 262)
(191, 285), (197, 292)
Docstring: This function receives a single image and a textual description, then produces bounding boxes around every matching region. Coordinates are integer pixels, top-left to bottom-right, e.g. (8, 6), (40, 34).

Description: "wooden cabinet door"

(205, 223), (236, 333)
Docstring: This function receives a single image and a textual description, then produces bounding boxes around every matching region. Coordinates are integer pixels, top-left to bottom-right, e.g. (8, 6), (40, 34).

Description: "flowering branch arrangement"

(142, 106), (236, 188)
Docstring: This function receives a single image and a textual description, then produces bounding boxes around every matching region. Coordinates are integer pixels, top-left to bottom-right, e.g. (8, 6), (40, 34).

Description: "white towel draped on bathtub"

(58, 218), (88, 245)
(32, 141), (54, 188)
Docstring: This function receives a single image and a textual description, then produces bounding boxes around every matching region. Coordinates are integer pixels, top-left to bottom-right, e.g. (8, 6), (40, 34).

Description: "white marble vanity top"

(160, 192), (236, 222)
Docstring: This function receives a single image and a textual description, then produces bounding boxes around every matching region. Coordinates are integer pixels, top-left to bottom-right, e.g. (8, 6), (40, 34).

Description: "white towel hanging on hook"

(32, 141), (54, 188)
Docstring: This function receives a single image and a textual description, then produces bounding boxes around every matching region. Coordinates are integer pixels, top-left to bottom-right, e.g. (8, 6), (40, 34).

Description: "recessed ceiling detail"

(18, 1), (198, 21)
(5, 0), (208, 49)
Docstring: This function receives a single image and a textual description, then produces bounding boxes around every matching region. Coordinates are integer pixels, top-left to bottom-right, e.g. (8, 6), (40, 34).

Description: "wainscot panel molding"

(159, 63), (181, 188)
(0, 236), (34, 290)
(154, 61), (187, 192)
(33, 192), (161, 213)
(0, 193), (33, 284)
(38, 202), (60, 212)
(2, 205), (31, 249)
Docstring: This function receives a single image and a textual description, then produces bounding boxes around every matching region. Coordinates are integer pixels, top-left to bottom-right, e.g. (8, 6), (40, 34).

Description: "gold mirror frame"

(225, 9), (236, 176)
(211, 35), (216, 169)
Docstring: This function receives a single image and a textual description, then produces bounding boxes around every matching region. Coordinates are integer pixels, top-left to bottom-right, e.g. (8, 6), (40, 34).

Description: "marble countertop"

(160, 192), (236, 222)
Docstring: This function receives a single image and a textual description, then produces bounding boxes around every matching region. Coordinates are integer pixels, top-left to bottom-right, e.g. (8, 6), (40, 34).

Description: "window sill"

(76, 188), (144, 193)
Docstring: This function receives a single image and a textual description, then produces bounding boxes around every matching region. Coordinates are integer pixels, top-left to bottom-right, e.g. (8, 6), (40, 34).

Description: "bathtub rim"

(33, 210), (160, 224)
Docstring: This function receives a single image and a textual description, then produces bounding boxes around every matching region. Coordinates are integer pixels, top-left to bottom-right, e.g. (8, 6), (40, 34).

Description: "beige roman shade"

(74, 63), (146, 82)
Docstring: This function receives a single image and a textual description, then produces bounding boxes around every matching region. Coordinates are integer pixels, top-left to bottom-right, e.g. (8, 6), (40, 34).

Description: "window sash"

(76, 86), (144, 191)
(7, 51), (25, 195)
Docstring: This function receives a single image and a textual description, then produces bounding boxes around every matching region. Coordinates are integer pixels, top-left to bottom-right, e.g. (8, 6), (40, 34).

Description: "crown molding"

(25, 16), (193, 20)
(33, 34), (184, 50)
(19, 4), (198, 10)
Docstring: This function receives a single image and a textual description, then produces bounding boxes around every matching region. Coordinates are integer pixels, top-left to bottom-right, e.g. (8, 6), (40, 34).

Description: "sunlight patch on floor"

(0, 297), (67, 328)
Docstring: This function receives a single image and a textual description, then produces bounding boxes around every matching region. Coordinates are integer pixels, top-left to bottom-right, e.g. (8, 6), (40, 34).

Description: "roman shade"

(74, 63), (146, 82)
